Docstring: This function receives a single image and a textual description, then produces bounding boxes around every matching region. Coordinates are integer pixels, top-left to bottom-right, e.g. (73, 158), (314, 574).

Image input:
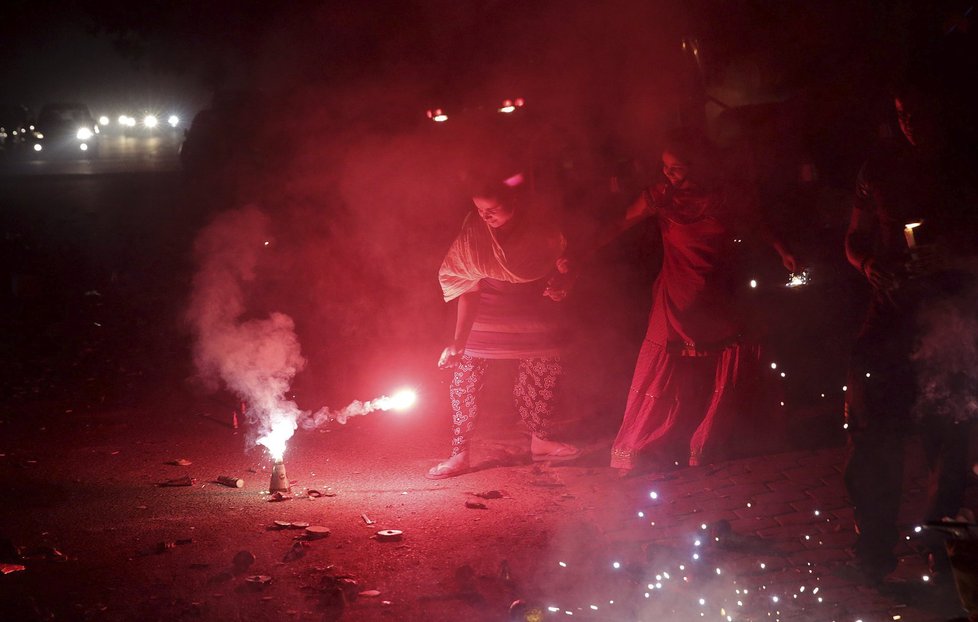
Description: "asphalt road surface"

(1, 133), (182, 177)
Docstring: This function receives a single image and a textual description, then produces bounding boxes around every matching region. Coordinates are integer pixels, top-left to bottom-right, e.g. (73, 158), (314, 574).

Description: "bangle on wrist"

(859, 256), (873, 274)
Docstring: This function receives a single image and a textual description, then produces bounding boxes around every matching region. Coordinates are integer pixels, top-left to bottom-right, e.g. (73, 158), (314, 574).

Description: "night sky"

(5, 1), (969, 120)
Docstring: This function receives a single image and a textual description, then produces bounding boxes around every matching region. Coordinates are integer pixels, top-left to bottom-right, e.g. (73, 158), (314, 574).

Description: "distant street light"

(426, 108), (448, 123)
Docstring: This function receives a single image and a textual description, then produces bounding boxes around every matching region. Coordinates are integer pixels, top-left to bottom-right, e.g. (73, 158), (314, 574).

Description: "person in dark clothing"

(843, 82), (978, 583)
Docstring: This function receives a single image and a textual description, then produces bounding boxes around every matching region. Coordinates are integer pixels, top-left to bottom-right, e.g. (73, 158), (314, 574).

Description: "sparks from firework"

(257, 388), (418, 461)
(785, 267), (812, 288)
(186, 205), (419, 463)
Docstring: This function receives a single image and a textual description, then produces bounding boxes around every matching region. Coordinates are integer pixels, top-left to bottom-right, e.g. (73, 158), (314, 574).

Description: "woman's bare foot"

(425, 451), (470, 480)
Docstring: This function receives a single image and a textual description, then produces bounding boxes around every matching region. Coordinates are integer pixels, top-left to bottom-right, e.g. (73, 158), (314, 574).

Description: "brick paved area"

(561, 443), (978, 621)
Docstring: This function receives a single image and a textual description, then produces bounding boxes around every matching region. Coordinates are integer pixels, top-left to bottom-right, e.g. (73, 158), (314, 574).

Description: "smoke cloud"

(185, 204), (419, 459)
(185, 205), (308, 458)
(912, 266), (978, 422)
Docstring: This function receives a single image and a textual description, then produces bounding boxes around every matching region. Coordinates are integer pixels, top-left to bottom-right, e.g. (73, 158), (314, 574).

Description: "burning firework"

(255, 388), (417, 492)
(324, 388), (418, 424)
(185, 206), (420, 491)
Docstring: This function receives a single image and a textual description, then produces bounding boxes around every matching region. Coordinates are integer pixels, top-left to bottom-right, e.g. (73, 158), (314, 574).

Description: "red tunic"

(611, 183), (776, 469)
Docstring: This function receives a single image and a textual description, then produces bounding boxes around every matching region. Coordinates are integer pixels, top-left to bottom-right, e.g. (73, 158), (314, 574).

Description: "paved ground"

(1, 390), (974, 621)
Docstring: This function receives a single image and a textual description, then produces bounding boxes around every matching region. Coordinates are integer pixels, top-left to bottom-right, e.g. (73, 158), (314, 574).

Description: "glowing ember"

(257, 389), (418, 461)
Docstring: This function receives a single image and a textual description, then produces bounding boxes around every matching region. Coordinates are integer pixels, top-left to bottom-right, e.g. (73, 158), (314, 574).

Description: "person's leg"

(448, 354), (489, 456)
(844, 427), (904, 578)
(691, 343), (772, 466)
(843, 317), (914, 580)
(921, 417), (971, 573)
(610, 341), (686, 471)
(514, 356), (579, 460)
(426, 354), (488, 479)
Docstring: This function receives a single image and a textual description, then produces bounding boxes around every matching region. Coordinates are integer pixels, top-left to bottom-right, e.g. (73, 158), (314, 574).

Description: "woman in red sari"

(595, 136), (797, 476)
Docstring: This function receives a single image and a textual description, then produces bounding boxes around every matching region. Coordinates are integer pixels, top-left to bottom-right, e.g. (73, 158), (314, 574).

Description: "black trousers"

(844, 300), (971, 571)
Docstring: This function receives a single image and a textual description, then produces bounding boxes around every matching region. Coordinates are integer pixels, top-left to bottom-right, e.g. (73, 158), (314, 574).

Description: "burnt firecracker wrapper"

(217, 476), (244, 488)
(304, 525), (331, 540)
(375, 529), (403, 542)
(245, 575), (272, 587)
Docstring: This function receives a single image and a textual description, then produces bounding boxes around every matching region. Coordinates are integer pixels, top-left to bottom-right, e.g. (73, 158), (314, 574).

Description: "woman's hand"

(862, 257), (901, 290)
(437, 345), (461, 370)
(543, 272), (575, 301)
(905, 245), (947, 278)
(544, 255), (578, 301)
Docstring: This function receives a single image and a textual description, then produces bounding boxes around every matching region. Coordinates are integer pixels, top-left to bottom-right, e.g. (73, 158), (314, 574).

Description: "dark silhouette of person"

(843, 79), (978, 583)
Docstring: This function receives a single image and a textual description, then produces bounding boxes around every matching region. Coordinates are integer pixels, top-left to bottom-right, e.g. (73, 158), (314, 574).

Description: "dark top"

(855, 141), (978, 305)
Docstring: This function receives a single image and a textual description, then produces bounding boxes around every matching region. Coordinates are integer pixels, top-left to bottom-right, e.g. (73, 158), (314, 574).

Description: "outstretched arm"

(548, 193), (653, 300)
(558, 191), (654, 275)
(438, 286), (481, 369)
(771, 239), (798, 273)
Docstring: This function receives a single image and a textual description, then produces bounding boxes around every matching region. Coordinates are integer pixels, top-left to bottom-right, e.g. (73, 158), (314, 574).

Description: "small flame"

(904, 221), (923, 230)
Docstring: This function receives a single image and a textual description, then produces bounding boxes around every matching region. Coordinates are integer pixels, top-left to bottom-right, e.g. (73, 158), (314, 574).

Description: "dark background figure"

(843, 76), (978, 583)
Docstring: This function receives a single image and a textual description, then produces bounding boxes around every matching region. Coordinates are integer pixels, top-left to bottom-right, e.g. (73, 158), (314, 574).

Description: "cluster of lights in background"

(99, 112), (181, 130)
(426, 97), (526, 123)
(30, 125), (99, 153)
(28, 111), (180, 154)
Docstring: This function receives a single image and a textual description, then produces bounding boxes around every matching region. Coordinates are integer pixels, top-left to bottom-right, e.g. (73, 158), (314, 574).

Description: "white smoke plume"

(911, 266), (978, 422)
(300, 392), (416, 429)
(186, 205), (308, 459)
(185, 207), (416, 460)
